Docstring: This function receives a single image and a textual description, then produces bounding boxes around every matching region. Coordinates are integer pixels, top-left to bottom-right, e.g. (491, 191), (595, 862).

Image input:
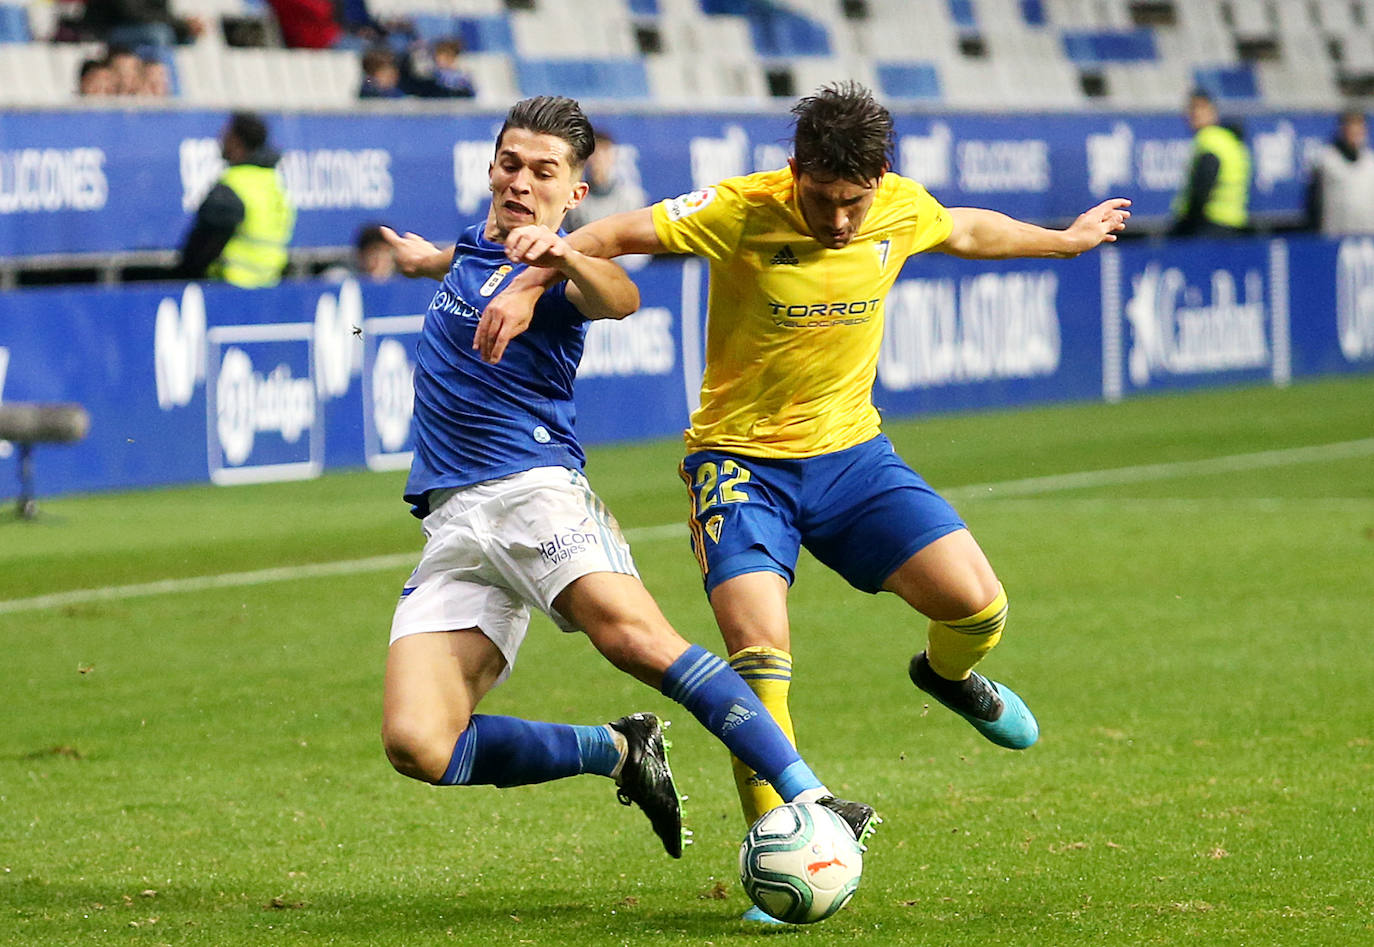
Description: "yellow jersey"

(652, 167), (952, 458)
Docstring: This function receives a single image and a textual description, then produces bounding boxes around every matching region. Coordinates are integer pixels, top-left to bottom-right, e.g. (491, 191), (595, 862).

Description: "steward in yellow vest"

(176, 112), (295, 287)
(1169, 90), (1251, 237)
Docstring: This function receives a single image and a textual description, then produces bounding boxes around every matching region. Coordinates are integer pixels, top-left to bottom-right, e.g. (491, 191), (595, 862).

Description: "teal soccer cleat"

(741, 904), (787, 924)
(909, 651), (1039, 749)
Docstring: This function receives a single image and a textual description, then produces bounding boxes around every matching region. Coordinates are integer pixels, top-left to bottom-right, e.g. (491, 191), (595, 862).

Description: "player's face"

(792, 168), (879, 249)
(487, 128), (588, 240)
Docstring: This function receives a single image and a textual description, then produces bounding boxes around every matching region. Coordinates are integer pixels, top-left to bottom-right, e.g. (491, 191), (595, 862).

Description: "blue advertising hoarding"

(0, 108), (1341, 260)
(2, 235), (1373, 502)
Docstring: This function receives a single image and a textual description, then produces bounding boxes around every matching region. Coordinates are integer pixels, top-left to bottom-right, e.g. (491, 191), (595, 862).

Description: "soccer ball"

(738, 801), (864, 924)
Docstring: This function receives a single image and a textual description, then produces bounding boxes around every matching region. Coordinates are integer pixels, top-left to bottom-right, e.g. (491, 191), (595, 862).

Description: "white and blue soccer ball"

(738, 801), (864, 924)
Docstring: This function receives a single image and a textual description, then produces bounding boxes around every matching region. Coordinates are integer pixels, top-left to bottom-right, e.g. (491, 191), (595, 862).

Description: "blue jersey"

(404, 223), (587, 516)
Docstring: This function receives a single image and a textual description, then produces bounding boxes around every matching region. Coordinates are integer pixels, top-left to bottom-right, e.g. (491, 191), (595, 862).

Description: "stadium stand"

(5, 0), (1374, 286)
(4, 0), (1373, 111)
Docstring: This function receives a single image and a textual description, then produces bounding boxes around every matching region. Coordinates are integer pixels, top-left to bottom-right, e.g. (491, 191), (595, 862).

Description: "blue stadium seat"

(628, 0), (659, 13)
(698, 0), (831, 56)
(516, 58), (649, 100)
(877, 63), (941, 102)
(411, 13), (459, 43)
(457, 16), (513, 54)
(1019, 0), (1046, 27)
(1194, 64), (1259, 100)
(748, 9), (830, 57)
(947, 0), (977, 33)
(0, 4), (31, 43)
(1061, 29), (1158, 66)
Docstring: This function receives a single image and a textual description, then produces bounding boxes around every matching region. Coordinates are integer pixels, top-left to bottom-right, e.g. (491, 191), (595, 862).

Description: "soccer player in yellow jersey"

(394, 82), (1130, 921)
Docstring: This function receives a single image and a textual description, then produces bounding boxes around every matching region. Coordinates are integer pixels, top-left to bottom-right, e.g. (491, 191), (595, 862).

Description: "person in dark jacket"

(176, 113), (295, 288)
(82, 0), (205, 48)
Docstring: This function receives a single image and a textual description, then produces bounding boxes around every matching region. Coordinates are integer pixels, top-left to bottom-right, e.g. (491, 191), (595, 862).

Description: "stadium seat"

(1193, 63), (1259, 101)
(876, 62), (941, 102)
(458, 51), (518, 105)
(456, 15), (513, 53)
(516, 58), (649, 100)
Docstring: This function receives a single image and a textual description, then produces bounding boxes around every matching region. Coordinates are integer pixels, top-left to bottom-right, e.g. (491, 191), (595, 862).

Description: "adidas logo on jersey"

(720, 703), (758, 732)
(769, 245), (800, 266)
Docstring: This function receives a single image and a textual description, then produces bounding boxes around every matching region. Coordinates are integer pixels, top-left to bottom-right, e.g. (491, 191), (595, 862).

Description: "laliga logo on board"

(1336, 238), (1374, 361)
(1124, 263), (1268, 386)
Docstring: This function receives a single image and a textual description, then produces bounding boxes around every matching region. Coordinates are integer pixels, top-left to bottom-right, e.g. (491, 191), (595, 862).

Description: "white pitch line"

(942, 438), (1374, 501)
(2, 439), (1370, 616)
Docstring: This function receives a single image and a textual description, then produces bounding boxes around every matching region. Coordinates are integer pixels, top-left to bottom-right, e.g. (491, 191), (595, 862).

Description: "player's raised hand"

(380, 226), (452, 280)
(1068, 198), (1132, 250)
(504, 224), (573, 272)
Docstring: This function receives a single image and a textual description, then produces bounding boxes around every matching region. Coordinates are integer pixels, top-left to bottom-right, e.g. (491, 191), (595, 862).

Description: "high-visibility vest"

(209, 164), (295, 288)
(1173, 125), (1251, 229)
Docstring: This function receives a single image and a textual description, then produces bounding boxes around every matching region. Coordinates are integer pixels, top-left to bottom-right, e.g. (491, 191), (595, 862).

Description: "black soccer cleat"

(609, 712), (684, 858)
(815, 795), (881, 848)
(909, 651), (1039, 749)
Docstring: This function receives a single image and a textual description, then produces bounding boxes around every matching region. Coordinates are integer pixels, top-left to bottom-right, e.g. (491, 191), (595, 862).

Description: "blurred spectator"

(359, 46), (404, 99)
(563, 129), (648, 231)
(264, 0), (341, 50)
(81, 0), (205, 48)
(176, 112), (296, 288)
(323, 223), (398, 282)
(1168, 90), (1251, 237)
(405, 38), (476, 98)
(1306, 109), (1374, 236)
(106, 44), (145, 95)
(138, 55), (171, 97)
(77, 57), (115, 96)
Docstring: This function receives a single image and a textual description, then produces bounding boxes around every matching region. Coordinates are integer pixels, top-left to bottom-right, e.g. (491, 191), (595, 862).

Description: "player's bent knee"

(381, 715), (463, 784)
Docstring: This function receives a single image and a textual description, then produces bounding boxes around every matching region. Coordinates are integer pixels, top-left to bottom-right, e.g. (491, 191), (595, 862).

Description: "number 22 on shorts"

(693, 459), (753, 513)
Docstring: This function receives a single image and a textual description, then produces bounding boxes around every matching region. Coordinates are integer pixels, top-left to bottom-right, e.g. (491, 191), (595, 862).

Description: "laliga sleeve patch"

(662, 187), (717, 221)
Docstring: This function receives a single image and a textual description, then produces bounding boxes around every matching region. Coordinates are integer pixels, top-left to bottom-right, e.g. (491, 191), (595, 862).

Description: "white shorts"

(388, 466), (639, 683)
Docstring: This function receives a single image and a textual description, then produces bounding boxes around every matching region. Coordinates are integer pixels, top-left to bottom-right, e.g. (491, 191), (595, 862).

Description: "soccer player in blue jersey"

(378, 96), (876, 868)
(471, 84), (1131, 921)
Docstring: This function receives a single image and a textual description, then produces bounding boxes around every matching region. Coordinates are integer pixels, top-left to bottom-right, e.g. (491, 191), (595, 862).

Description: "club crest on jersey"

(663, 187), (716, 221)
(704, 514), (724, 543)
(480, 264), (512, 297)
(875, 238), (892, 270)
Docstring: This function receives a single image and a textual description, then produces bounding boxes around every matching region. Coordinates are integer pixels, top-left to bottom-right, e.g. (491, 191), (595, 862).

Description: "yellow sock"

(727, 647), (796, 828)
(926, 585), (1008, 681)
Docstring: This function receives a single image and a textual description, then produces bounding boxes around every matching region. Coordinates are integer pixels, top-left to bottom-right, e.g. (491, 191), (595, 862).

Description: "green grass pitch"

(3, 375), (1372, 946)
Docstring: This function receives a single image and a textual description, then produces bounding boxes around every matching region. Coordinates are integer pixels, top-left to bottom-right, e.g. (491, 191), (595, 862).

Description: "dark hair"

(496, 96), (595, 169)
(791, 81), (893, 184)
(79, 58), (107, 80)
(355, 223), (388, 251)
(227, 112), (268, 152)
(361, 46), (395, 75)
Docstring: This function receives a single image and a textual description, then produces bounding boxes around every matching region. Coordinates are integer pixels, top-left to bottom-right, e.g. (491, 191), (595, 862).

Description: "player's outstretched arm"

(475, 225), (641, 364)
(478, 208), (666, 364)
(379, 226), (454, 281)
(936, 198), (1131, 260)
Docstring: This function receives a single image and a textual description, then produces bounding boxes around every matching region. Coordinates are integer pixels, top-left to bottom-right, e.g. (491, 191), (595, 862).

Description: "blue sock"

(438, 714), (617, 787)
(661, 645), (823, 801)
